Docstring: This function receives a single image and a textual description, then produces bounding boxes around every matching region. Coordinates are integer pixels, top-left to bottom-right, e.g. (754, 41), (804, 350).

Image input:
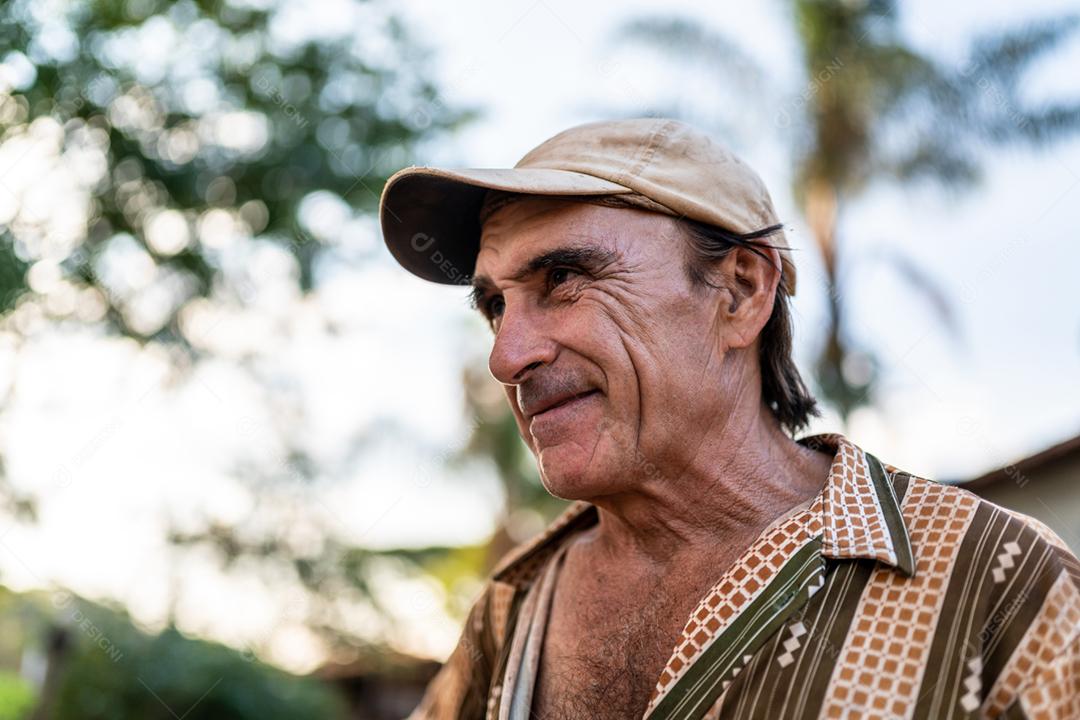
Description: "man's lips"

(523, 389), (600, 420)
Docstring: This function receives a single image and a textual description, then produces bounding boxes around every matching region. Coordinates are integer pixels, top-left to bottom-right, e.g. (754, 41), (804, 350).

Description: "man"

(379, 119), (1080, 719)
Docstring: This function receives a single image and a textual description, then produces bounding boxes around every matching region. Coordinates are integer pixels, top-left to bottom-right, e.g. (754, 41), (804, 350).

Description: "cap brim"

(379, 166), (631, 285)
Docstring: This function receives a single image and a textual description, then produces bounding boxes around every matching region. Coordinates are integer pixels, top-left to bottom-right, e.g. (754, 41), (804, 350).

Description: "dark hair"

(678, 218), (820, 436)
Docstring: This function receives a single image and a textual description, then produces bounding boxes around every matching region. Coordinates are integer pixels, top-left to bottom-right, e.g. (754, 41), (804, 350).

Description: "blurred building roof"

(959, 429), (1080, 554)
(963, 431), (1080, 490)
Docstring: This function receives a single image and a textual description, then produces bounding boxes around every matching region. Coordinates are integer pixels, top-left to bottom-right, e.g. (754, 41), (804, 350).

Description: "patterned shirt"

(407, 433), (1080, 719)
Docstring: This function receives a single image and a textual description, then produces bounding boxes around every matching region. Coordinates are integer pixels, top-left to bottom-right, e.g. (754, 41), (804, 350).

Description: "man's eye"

(549, 267), (580, 287)
(486, 296), (505, 318)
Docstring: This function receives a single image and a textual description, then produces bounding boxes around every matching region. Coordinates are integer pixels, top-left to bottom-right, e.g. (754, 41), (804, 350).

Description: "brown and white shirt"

(407, 432), (1080, 719)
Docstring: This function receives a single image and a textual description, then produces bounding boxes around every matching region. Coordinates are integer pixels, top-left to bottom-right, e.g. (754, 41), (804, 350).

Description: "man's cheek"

(589, 282), (658, 328)
(576, 288), (640, 326)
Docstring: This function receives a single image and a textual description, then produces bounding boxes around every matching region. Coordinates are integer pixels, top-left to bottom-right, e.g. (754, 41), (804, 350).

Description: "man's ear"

(714, 244), (781, 350)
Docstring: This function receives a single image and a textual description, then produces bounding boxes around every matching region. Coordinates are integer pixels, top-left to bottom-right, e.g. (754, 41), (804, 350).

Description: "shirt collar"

(491, 432), (915, 588)
(802, 432), (916, 578)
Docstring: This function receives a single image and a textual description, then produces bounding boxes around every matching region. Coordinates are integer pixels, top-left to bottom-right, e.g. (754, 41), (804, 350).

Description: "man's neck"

(577, 406), (833, 579)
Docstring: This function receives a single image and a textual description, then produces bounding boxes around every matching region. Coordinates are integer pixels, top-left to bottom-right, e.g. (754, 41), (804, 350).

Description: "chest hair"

(531, 572), (690, 719)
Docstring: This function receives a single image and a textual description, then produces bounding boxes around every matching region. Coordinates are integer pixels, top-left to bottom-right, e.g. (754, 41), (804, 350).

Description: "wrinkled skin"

(472, 197), (833, 717)
(475, 197), (830, 556)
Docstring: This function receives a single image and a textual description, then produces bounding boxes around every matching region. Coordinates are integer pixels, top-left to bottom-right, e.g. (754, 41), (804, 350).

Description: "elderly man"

(379, 119), (1080, 720)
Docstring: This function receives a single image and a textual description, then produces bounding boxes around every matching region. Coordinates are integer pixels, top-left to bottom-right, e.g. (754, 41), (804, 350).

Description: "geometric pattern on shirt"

(820, 437), (901, 569)
(992, 541), (1022, 584)
(642, 502), (823, 717)
(817, 478), (980, 720)
(776, 620), (808, 667)
(645, 536), (827, 719)
(643, 436), (914, 718)
(401, 433), (1080, 720)
(1014, 623), (1080, 719)
(982, 569), (1080, 717)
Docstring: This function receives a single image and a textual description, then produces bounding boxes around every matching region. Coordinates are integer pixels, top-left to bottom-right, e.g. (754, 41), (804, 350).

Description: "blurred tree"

(53, 619), (344, 720)
(0, 673), (35, 720)
(0, 0), (471, 343)
(0, 586), (345, 718)
(617, 1), (1080, 422)
(0, 0), (480, 691)
(167, 513), (490, 661)
(163, 371), (492, 662)
(50, 595), (345, 719)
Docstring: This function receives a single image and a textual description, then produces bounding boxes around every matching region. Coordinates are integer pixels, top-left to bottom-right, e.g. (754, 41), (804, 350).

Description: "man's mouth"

(527, 389), (600, 420)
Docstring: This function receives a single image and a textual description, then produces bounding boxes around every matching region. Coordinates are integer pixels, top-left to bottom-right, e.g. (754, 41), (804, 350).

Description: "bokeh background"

(0, 0), (1078, 717)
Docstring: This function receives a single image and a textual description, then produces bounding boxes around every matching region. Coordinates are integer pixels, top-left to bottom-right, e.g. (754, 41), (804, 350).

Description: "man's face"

(471, 197), (743, 501)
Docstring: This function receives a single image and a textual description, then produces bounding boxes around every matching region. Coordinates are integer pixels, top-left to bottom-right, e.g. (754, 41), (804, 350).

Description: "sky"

(0, 0), (1078, 670)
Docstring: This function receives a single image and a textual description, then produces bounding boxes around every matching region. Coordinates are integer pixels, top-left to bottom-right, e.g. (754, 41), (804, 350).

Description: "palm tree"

(617, 1), (1080, 422)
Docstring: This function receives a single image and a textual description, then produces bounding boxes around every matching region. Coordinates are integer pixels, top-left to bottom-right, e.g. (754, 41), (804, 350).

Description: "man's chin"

(535, 443), (608, 500)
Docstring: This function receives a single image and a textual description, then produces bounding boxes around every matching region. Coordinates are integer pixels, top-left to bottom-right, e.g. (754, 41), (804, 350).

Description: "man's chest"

(528, 568), (705, 720)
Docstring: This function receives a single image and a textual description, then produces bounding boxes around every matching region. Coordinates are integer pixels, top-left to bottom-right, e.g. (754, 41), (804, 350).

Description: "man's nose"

(488, 298), (557, 386)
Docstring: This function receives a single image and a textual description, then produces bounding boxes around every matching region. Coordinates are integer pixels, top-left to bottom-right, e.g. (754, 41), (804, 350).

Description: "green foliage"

(0, 588), (345, 719)
(0, 672), (35, 720)
(51, 600), (345, 720)
(0, 0), (474, 343)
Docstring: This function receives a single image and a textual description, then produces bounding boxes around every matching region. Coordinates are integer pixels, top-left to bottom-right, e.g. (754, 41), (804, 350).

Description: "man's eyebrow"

(468, 245), (618, 313)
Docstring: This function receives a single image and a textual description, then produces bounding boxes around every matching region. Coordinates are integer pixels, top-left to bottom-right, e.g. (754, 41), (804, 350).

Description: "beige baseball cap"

(379, 118), (797, 295)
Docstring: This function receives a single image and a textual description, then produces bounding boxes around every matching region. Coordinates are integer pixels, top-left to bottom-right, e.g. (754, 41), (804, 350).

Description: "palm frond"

(984, 102), (1080, 144)
(965, 16), (1080, 89)
(879, 135), (981, 186)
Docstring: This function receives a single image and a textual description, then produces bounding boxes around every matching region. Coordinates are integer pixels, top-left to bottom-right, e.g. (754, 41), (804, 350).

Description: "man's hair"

(677, 217), (820, 436)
